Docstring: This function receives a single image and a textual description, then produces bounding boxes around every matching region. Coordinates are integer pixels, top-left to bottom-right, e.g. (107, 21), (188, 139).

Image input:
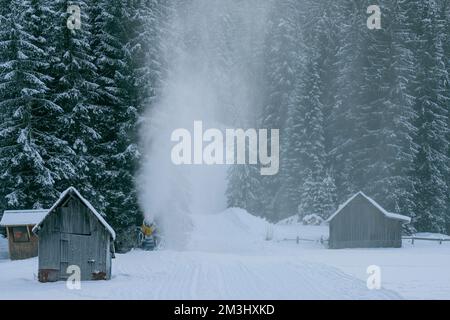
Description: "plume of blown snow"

(138, 0), (271, 250)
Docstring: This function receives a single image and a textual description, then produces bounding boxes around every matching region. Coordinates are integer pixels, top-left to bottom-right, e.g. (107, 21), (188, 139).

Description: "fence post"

(440, 238), (443, 245)
(411, 235), (414, 245)
(296, 236), (300, 245)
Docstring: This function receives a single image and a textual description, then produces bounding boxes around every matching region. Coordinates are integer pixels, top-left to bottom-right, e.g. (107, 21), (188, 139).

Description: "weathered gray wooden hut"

(33, 187), (116, 282)
(326, 192), (411, 249)
(0, 209), (47, 260)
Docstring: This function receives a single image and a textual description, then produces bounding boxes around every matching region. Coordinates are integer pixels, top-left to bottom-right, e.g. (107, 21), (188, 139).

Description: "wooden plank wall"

(38, 195), (111, 281)
(329, 195), (402, 249)
(7, 225), (39, 260)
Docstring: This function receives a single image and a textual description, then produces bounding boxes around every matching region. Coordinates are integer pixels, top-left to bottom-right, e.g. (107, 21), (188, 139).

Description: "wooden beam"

(26, 225), (31, 239)
(6, 227), (11, 259)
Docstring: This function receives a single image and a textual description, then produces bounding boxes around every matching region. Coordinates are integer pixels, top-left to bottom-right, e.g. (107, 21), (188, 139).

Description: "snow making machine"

(138, 218), (159, 251)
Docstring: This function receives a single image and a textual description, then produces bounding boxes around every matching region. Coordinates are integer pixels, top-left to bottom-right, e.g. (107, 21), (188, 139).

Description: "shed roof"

(32, 187), (116, 240)
(325, 192), (411, 224)
(0, 209), (48, 226)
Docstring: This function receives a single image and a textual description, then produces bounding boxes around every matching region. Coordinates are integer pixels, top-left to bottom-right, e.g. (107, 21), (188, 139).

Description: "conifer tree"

(0, 0), (75, 210)
(48, 0), (103, 208)
(408, 1), (450, 233)
(259, 0), (301, 220)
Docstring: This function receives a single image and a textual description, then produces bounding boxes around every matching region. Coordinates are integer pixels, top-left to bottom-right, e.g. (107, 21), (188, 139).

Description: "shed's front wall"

(329, 196), (402, 249)
(38, 196), (112, 281)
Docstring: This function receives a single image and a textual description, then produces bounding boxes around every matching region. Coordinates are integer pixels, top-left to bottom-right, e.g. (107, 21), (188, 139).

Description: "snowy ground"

(273, 224), (450, 300)
(0, 210), (448, 300)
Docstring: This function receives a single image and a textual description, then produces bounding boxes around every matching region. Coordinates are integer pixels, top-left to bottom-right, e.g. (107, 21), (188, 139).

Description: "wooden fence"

(280, 235), (450, 246)
(402, 236), (450, 245)
(279, 236), (327, 245)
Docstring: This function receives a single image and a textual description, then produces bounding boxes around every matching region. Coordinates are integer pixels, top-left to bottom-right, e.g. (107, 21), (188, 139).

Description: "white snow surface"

(0, 208), (449, 300)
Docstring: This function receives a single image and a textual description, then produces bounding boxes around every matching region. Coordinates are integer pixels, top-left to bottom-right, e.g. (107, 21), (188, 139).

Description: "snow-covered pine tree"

(288, 16), (337, 220)
(313, 0), (341, 186)
(329, 1), (369, 203)
(259, 0), (301, 221)
(0, 0), (75, 211)
(47, 0), (103, 209)
(369, 0), (417, 216)
(408, 0), (450, 233)
(440, 0), (450, 233)
(226, 164), (263, 216)
(281, 0), (339, 220)
(343, 0), (417, 215)
(126, 0), (162, 113)
(298, 170), (337, 221)
(261, 0), (299, 132)
(0, 0), (10, 146)
(280, 95), (304, 218)
(222, 2), (269, 218)
(91, 0), (153, 237)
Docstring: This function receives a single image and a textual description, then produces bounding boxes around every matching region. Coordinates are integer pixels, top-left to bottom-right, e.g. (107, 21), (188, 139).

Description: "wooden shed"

(33, 187), (116, 282)
(326, 192), (411, 249)
(0, 209), (47, 260)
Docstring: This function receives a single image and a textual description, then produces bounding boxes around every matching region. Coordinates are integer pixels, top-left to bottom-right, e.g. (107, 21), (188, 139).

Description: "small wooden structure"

(326, 192), (411, 249)
(0, 210), (47, 260)
(33, 187), (116, 282)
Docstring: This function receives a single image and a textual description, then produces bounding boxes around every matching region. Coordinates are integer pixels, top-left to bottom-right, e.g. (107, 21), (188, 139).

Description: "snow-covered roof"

(32, 187), (116, 240)
(0, 209), (48, 226)
(325, 192), (411, 224)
